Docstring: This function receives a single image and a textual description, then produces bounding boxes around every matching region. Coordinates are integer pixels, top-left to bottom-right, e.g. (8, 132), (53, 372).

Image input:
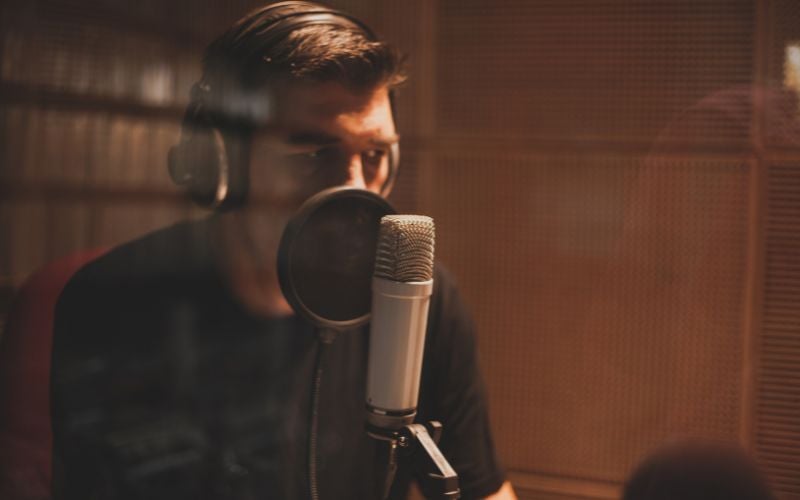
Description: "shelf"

(0, 81), (186, 120)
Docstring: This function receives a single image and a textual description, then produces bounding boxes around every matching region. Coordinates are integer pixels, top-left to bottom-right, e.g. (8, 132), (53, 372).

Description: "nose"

(340, 155), (367, 190)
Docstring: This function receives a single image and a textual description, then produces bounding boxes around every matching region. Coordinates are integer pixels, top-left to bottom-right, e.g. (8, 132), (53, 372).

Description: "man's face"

(219, 81), (397, 282)
(249, 80), (397, 205)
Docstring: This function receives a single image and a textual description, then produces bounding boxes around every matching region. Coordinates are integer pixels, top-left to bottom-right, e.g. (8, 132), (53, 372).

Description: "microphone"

(366, 215), (435, 431)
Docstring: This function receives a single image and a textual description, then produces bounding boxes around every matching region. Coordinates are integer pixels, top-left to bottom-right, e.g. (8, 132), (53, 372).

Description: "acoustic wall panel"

(370, 0), (439, 138)
(47, 201), (92, 261)
(756, 163), (800, 498)
(386, 149), (422, 215)
(437, 0), (754, 145)
(0, 106), (181, 193)
(0, 201), (49, 286)
(420, 150), (750, 485)
(765, 0), (800, 150)
(1, 16), (196, 106)
(0, 106), (29, 182)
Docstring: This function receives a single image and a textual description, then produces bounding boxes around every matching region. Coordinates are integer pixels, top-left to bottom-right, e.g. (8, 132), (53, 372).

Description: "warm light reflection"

(785, 43), (800, 96)
(141, 63), (174, 104)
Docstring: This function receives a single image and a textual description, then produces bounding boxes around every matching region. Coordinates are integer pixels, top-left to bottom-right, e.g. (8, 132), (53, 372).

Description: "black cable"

(308, 329), (336, 500)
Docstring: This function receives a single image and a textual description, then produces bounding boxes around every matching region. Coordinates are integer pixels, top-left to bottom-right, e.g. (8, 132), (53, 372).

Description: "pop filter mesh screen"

(289, 195), (387, 323)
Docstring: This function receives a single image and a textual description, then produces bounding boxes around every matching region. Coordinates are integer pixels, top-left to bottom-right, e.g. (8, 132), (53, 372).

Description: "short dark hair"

(199, 2), (406, 124)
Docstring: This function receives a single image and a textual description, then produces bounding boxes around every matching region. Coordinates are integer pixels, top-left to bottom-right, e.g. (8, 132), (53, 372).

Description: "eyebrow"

(285, 131), (401, 148)
(285, 132), (340, 146)
(369, 134), (401, 148)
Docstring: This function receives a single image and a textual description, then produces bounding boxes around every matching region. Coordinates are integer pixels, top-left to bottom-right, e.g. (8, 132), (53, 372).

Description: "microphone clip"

(367, 421), (460, 500)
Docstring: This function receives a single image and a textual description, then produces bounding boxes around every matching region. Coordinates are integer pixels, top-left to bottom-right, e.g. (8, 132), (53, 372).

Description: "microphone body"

(366, 277), (432, 429)
(365, 215), (435, 431)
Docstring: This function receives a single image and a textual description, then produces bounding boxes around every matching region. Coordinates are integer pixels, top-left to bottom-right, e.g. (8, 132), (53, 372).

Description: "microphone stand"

(368, 421), (460, 500)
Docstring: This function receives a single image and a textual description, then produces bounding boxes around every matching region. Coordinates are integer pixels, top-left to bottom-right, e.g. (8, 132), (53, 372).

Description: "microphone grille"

(374, 215), (435, 282)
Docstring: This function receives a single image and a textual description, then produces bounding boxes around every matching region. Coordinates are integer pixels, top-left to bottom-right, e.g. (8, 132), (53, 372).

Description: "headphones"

(168, 1), (400, 210)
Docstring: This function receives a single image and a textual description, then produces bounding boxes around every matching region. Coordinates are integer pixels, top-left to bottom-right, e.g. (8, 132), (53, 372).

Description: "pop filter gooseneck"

(276, 187), (396, 500)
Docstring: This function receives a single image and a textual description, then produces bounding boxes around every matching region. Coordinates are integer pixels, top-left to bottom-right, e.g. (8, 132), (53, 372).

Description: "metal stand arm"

(369, 421), (460, 500)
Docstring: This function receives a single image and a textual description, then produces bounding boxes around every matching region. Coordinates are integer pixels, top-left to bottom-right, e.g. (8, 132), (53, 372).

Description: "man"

(51, 2), (515, 498)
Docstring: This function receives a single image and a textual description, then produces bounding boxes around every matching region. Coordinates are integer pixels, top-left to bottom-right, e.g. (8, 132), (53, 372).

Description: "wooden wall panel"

(436, 0), (755, 145)
(765, 0), (800, 150)
(756, 163), (800, 497)
(420, 152), (749, 487)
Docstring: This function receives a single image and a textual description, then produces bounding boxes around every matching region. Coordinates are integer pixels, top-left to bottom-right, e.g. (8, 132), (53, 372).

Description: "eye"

(285, 147), (340, 174)
(361, 149), (387, 173)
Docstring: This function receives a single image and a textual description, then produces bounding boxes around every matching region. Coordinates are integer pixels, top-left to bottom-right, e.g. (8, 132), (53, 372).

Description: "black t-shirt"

(51, 218), (505, 499)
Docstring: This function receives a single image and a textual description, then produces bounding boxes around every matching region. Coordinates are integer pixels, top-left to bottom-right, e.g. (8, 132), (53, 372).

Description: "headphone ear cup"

(168, 125), (225, 208)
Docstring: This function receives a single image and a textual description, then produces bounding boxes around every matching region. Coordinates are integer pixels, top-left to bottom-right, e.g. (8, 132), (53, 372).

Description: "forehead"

(269, 81), (394, 132)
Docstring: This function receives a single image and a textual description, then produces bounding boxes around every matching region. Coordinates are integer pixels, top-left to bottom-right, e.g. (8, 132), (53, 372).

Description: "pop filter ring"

(277, 186), (396, 330)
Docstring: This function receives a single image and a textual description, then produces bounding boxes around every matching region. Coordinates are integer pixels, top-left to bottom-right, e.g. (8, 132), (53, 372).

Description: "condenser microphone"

(366, 215), (435, 431)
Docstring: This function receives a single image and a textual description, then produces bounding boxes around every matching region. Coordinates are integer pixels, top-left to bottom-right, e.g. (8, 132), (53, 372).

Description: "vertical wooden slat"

(756, 163), (800, 498)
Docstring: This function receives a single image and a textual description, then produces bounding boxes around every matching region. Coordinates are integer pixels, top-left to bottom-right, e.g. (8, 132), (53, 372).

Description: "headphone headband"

(169, 1), (399, 210)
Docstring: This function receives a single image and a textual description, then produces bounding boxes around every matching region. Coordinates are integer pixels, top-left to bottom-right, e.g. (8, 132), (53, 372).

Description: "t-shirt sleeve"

(414, 265), (507, 499)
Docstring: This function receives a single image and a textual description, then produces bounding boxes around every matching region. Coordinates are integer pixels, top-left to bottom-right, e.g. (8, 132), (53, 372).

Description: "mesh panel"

(370, 0), (437, 137)
(437, 0), (754, 145)
(765, 0), (800, 149)
(1, 14), (197, 106)
(420, 151), (748, 482)
(386, 149), (423, 215)
(756, 163), (800, 498)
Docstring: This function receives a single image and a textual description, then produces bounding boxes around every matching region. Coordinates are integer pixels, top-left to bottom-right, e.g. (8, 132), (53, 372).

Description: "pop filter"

(277, 187), (396, 330)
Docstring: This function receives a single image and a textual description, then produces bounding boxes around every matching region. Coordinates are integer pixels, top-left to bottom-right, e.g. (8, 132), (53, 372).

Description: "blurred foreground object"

(622, 441), (775, 500)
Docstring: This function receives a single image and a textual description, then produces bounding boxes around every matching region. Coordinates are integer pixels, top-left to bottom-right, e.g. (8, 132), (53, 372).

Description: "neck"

(211, 213), (295, 318)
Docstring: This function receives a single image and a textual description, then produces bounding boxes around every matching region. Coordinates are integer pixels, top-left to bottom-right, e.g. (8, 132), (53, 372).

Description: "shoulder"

(428, 263), (473, 335)
(59, 219), (213, 304)
(54, 218), (217, 347)
(424, 263), (479, 374)
(432, 263), (459, 298)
